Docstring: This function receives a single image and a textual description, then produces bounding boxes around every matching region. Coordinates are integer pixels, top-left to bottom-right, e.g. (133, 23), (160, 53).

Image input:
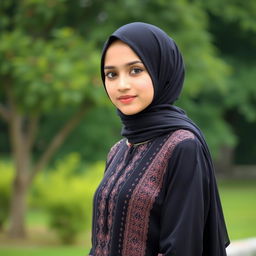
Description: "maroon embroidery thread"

(122, 130), (195, 256)
(95, 142), (150, 256)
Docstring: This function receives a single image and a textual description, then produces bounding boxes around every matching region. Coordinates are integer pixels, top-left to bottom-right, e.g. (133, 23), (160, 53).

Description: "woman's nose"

(118, 75), (131, 90)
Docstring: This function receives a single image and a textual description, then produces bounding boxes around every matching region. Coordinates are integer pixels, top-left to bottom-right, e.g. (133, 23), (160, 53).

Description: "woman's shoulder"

(107, 138), (126, 160)
(161, 129), (204, 158)
(164, 129), (205, 160)
(166, 129), (197, 148)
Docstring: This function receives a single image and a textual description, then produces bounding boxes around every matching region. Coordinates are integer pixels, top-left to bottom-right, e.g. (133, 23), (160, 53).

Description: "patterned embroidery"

(93, 129), (195, 256)
(95, 146), (127, 256)
(95, 141), (151, 256)
(122, 130), (195, 256)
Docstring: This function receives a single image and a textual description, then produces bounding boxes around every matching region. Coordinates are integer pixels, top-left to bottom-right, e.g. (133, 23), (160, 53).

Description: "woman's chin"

(119, 109), (138, 115)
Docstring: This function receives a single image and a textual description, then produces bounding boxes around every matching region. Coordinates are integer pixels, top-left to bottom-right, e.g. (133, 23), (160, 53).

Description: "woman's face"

(104, 40), (154, 115)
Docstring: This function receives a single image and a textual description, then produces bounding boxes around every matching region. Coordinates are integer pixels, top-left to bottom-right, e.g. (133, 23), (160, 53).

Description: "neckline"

(126, 139), (151, 147)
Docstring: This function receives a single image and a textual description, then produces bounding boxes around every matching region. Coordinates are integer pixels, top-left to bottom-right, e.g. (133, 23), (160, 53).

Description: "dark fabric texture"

(89, 130), (228, 256)
(97, 22), (230, 255)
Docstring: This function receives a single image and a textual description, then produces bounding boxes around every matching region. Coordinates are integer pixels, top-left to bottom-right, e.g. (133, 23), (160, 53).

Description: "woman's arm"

(159, 138), (209, 255)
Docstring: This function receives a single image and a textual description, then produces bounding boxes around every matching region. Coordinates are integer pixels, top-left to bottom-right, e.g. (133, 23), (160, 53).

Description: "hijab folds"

(101, 22), (230, 253)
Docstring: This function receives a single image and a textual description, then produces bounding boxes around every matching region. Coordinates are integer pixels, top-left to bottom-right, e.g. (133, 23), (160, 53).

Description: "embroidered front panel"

(94, 142), (151, 256)
(122, 130), (195, 256)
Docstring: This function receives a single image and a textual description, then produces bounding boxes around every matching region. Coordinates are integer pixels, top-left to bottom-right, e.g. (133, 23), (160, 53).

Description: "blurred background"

(0, 0), (256, 255)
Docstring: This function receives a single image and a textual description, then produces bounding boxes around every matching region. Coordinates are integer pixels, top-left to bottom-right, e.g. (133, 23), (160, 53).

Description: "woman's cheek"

(139, 77), (154, 99)
(108, 92), (116, 104)
(105, 84), (113, 97)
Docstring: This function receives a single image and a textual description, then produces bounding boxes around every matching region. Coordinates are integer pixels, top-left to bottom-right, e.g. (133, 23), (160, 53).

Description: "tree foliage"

(0, 0), (106, 237)
(205, 0), (256, 163)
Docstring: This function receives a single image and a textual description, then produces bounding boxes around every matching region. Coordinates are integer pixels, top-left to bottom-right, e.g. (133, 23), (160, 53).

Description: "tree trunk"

(5, 92), (89, 237)
(8, 112), (30, 238)
(8, 172), (28, 238)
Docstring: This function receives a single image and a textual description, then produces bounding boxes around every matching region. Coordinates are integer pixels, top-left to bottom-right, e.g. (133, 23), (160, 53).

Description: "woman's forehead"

(104, 40), (142, 66)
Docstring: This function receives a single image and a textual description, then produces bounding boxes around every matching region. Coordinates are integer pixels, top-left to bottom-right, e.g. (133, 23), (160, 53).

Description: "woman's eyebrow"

(104, 60), (143, 69)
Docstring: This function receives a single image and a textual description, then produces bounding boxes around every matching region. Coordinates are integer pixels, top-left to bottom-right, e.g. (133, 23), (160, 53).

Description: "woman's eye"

(105, 72), (117, 79)
(131, 67), (143, 75)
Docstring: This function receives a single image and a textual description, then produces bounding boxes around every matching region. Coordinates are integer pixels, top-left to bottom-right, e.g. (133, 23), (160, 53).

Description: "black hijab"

(100, 22), (202, 144)
(101, 22), (230, 253)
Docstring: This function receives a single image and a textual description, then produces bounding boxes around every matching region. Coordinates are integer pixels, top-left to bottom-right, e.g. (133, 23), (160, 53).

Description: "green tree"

(0, 0), (105, 237)
(204, 0), (256, 165)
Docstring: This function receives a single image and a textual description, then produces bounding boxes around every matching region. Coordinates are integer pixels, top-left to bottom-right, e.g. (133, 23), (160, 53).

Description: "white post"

(227, 238), (256, 256)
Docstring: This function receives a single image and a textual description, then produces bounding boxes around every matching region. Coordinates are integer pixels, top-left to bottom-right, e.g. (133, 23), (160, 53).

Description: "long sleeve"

(159, 138), (212, 255)
(88, 248), (93, 256)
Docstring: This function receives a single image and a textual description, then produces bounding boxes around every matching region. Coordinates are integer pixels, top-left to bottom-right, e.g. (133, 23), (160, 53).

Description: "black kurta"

(89, 129), (227, 256)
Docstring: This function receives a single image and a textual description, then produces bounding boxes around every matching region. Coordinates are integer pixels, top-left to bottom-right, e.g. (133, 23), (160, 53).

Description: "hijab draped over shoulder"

(100, 22), (230, 253)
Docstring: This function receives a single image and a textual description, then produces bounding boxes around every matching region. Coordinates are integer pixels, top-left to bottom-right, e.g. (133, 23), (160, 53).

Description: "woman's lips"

(118, 95), (137, 104)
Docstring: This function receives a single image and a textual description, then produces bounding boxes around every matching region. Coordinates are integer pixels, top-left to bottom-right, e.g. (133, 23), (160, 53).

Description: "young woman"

(89, 22), (229, 256)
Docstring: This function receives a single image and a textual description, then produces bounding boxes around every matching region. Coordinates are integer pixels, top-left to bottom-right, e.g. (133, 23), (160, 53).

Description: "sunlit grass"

(1, 209), (91, 255)
(218, 179), (256, 240)
(0, 246), (88, 256)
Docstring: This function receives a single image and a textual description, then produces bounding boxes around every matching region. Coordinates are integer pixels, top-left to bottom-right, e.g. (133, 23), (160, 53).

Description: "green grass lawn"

(0, 209), (91, 256)
(0, 246), (88, 256)
(218, 179), (256, 240)
(0, 179), (255, 255)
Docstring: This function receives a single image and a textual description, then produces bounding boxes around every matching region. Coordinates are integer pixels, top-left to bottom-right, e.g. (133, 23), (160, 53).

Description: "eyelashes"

(105, 67), (144, 79)
(130, 67), (143, 75)
(105, 71), (117, 79)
